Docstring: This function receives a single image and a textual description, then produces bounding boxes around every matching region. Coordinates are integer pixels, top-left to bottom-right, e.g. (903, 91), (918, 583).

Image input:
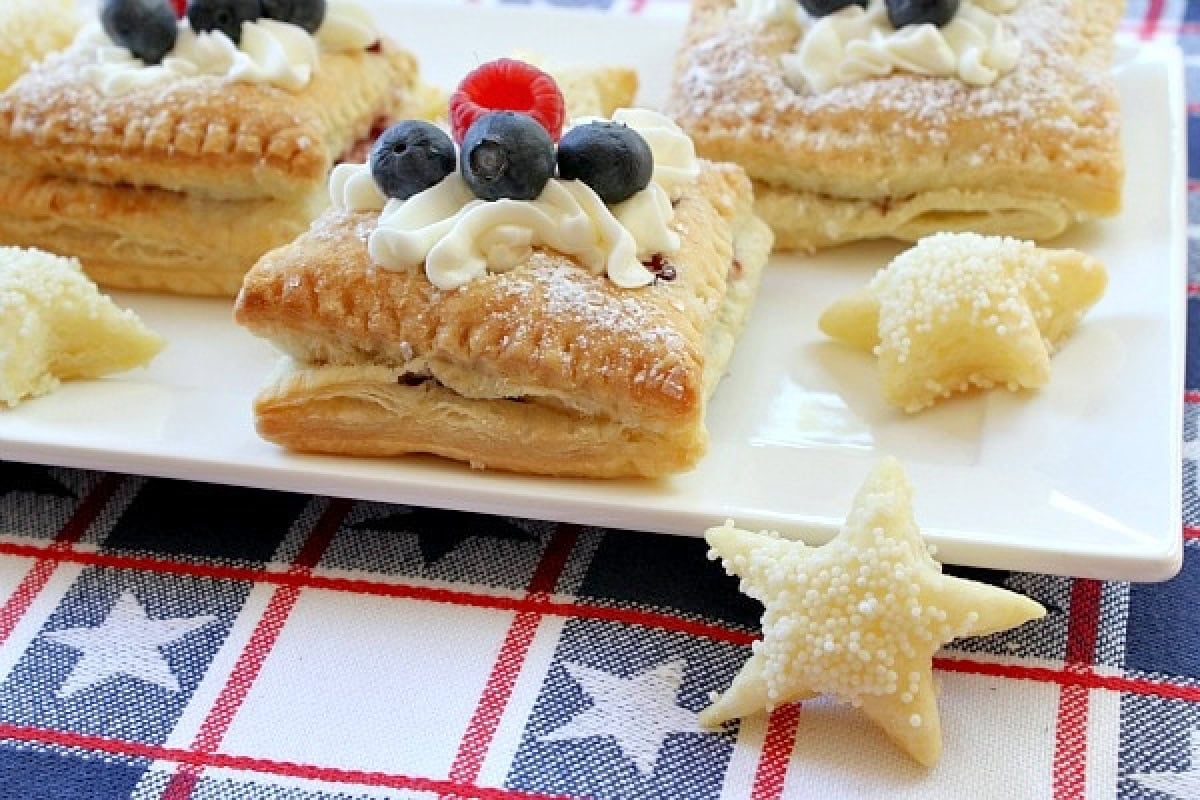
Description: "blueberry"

(460, 112), (556, 202)
(187, 0), (261, 44)
(260, 0), (325, 33)
(557, 121), (653, 206)
(885, 0), (959, 28)
(369, 121), (457, 201)
(798, 0), (866, 16)
(101, 0), (178, 65)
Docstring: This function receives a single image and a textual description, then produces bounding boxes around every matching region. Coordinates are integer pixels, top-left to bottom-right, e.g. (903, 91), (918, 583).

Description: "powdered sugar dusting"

(670, 0), (1120, 150)
(493, 255), (696, 402)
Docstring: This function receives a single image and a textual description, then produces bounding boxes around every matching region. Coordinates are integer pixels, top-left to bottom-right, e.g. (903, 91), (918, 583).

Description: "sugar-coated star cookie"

(0, 247), (162, 407)
(700, 457), (1045, 766)
(819, 233), (1107, 412)
(0, 0), (78, 92)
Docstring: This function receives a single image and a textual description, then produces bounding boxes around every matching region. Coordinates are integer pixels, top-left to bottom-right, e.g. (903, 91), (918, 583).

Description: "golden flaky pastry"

(0, 28), (424, 296)
(819, 233), (1107, 412)
(701, 457), (1045, 766)
(0, 247), (163, 407)
(234, 162), (773, 478)
(667, 0), (1124, 250)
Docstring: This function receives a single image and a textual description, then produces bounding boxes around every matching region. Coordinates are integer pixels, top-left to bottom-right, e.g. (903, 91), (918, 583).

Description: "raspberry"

(448, 59), (565, 144)
(169, 0), (187, 16)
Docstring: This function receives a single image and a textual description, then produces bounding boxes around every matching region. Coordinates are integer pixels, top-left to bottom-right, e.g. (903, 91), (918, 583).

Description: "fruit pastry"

(667, 0), (1125, 251)
(0, 0), (80, 92)
(1, 246), (163, 407)
(0, 0), (425, 296)
(235, 60), (774, 478)
(819, 232), (1107, 412)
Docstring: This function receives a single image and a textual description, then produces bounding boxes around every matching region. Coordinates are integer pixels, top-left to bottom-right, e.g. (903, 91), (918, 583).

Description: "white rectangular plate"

(0, 4), (1186, 581)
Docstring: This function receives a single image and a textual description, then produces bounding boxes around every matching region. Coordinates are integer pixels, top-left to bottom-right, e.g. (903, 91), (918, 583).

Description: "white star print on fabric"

(1127, 728), (1200, 798)
(42, 590), (217, 698)
(539, 659), (705, 773)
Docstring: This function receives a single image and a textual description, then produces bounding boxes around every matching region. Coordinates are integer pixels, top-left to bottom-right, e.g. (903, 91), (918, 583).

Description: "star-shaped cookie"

(819, 233), (1107, 412)
(1, 246), (162, 407)
(700, 457), (1045, 766)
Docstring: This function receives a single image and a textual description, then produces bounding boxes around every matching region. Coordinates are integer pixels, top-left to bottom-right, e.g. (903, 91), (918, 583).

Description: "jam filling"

(338, 116), (394, 164)
(644, 253), (677, 282)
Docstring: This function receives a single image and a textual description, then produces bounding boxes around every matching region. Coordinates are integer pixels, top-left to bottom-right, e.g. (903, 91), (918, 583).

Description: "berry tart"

(234, 60), (774, 479)
(666, 0), (1125, 251)
(0, 0), (426, 296)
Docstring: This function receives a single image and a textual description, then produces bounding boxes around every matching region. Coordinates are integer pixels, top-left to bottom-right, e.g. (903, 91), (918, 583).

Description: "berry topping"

(260, 0), (325, 33)
(885, 0), (959, 28)
(187, 0), (261, 44)
(449, 59), (566, 145)
(101, 0), (178, 65)
(460, 112), (556, 202)
(169, 0), (188, 17)
(798, 0), (866, 15)
(369, 121), (457, 201)
(557, 121), (654, 206)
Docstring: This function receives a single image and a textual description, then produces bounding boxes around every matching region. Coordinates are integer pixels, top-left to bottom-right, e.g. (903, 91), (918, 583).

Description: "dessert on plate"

(819, 233), (1107, 412)
(0, 246), (163, 407)
(235, 60), (774, 478)
(0, 0), (426, 296)
(667, 0), (1125, 251)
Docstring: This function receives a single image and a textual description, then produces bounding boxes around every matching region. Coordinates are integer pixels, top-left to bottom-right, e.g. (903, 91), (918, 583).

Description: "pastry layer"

(0, 40), (418, 200)
(667, 0), (1124, 249)
(756, 182), (1083, 251)
(235, 162), (774, 477)
(0, 173), (325, 296)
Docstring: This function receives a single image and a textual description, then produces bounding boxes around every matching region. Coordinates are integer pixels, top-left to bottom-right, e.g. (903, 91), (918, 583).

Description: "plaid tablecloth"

(0, 1), (1197, 798)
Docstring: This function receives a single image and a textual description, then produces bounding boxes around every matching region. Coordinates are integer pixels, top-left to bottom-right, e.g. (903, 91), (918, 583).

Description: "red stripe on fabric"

(1139, 0), (1166, 39)
(1184, 526), (1200, 542)
(0, 474), (122, 644)
(447, 610), (543, 786)
(7, 534), (1200, 702)
(1189, 180), (1200, 194)
(933, 656), (1200, 701)
(750, 704), (801, 800)
(162, 499), (351, 799)
(1051, 580), (1102, 800)
(447, 524), (580, 787)
(0, 723), (570, 800)
(527, 524), (579, 595)
(0, 539), (757, 645)
(1187, 390), (1200, 404)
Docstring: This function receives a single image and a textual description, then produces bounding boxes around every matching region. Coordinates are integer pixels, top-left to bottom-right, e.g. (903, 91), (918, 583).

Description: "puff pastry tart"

(667, 0), (1125, 251)
(236, 64), (772, 478)
(0, 0), (425, 297)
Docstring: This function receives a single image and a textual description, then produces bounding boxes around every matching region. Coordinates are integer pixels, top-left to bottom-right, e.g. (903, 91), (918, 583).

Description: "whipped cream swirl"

(331, 109), (700, 291)
(80, 0), (378, 97)
(739, 0), (1021, 92)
